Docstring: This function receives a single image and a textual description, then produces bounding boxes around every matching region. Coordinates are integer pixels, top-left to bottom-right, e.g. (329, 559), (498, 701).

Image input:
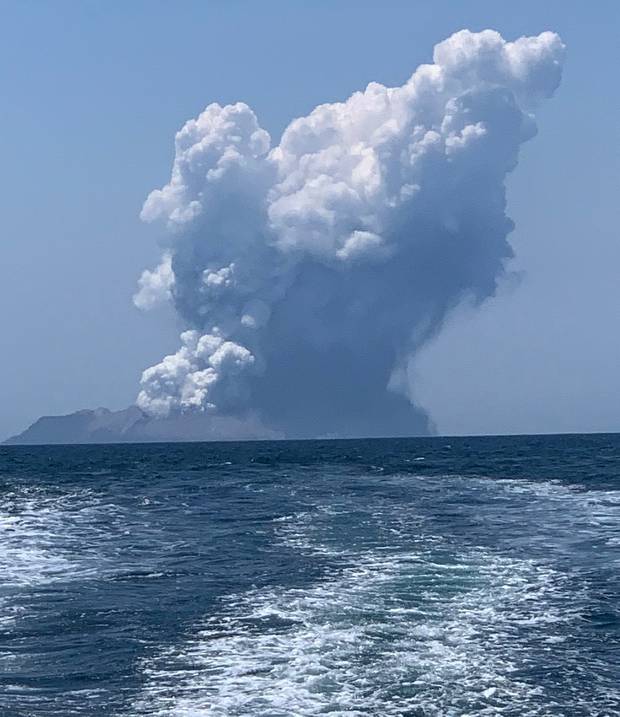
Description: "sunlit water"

(0, 435), (618, 716)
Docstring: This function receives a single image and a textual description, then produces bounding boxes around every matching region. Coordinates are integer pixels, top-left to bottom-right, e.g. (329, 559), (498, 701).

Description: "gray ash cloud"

(134, 29), (564, 438)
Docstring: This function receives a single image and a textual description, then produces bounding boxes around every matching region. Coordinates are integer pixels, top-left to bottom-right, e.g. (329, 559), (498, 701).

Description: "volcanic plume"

(134, 29), (565, 438)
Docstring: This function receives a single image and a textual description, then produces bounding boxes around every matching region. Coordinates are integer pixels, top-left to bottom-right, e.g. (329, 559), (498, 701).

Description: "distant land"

(4, 406), (434, 445)
(3, 407), (281, 445)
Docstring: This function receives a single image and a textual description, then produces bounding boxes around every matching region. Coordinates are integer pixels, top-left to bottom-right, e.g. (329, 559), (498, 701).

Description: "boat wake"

(131, 474), (620, 716)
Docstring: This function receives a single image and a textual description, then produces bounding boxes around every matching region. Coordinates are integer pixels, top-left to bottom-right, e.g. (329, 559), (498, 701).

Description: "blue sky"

(1, 0), (618, 438)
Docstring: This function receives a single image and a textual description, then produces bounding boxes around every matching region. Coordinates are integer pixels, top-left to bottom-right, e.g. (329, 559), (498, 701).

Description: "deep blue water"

(0, 434), (619, 716)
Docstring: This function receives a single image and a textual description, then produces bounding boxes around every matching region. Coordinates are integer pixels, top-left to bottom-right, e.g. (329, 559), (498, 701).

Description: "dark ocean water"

(0, 435), (618, 716)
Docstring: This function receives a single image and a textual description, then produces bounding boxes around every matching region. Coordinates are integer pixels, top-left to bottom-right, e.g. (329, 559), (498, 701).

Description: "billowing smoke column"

(134, 29), (565, 438)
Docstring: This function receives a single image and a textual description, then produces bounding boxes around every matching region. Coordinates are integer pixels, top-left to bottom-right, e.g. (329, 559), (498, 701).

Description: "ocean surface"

(0, 435), (619, 717)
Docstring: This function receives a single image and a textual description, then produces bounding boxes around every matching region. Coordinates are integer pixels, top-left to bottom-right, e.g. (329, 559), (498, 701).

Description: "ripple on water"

(0, 441), (618, 717)
(130, 472), (620, 717)
(130, 531), (606, 714)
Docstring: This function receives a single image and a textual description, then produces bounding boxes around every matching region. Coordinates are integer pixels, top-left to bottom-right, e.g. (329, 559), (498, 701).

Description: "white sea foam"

(0, 486), (125, 589)
(132, 549), (578, 715)
(129, 472), (620, 716)
(0, 484), (136, 647)
(0, 497), (84, 589)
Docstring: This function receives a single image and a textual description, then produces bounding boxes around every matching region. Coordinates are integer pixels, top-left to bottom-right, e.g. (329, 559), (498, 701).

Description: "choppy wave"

(1, 438), (619, 716)
(132, 554), (572, 715)
(0, 486), (114, 589)
(131, 473), (620, 716)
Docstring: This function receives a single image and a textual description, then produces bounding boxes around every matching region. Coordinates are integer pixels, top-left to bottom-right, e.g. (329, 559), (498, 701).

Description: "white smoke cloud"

(133, 253), (174, 310)
(135, 29), (565, 437)
(138, 329), (256, 418)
